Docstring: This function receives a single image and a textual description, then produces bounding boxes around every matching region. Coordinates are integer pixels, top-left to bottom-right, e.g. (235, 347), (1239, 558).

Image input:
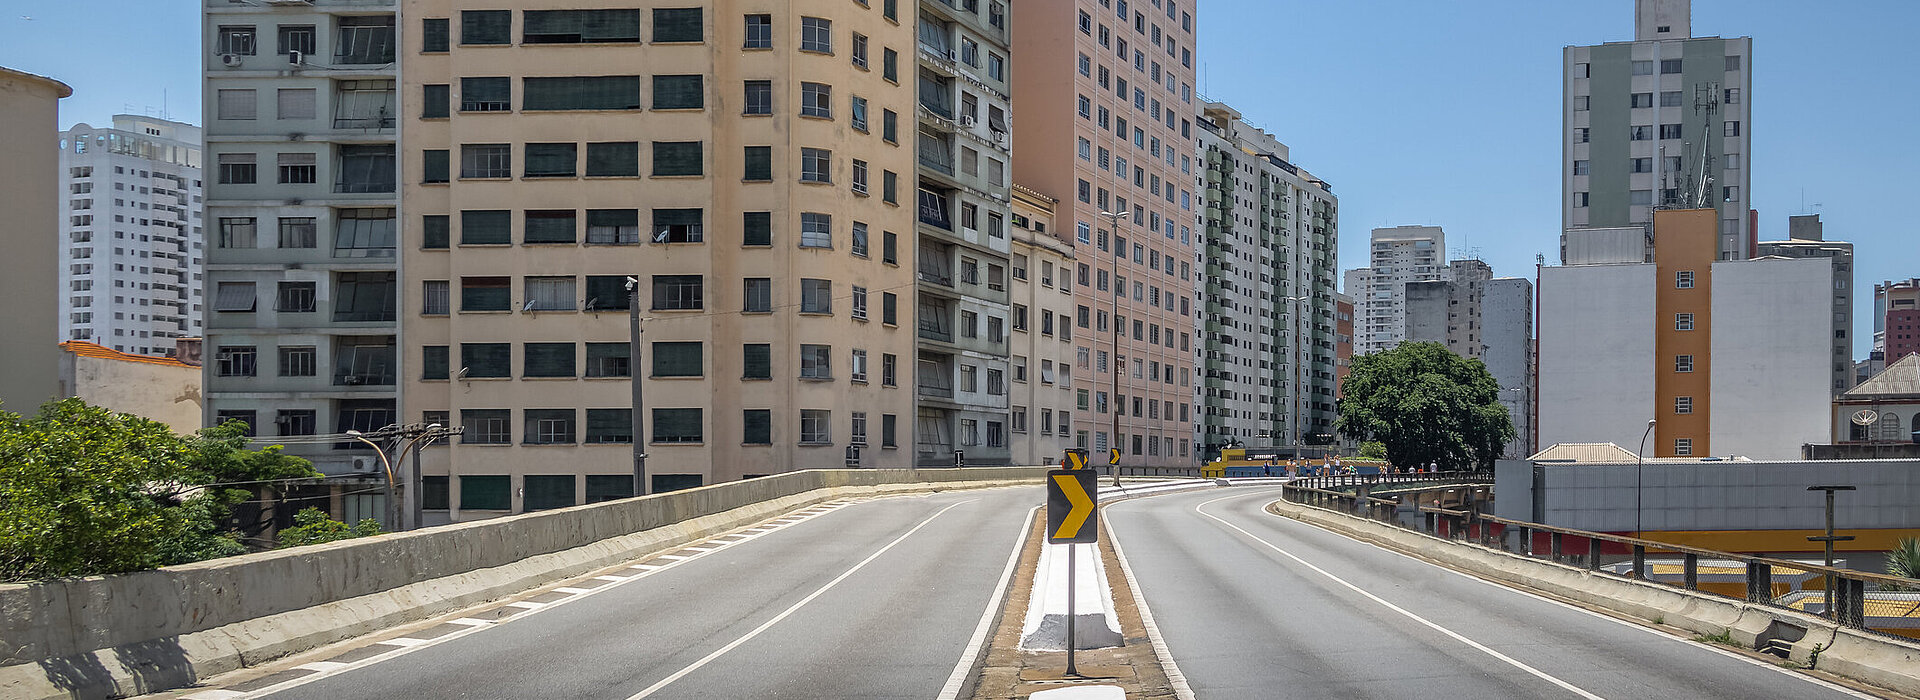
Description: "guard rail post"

(1589, 538), (1603, 571)
(1632, 545), (1646, 579)
(1683, 553), (1699, 590)
(1550, 532), (1564, 562)
(1746, 562), (1773, 603)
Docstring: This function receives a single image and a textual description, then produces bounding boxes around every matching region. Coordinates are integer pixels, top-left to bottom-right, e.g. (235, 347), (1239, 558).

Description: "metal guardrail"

(1293, 470), (1493, 493)
(1279, 483), (1920, 632)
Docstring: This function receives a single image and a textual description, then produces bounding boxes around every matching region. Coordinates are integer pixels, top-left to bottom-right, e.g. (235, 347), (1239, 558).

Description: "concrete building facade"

(1192, 101), (1340, 459)
(914, 0), (1017, 467)
(397, 2), (925, 517)
(1404, 258), (1492, 359)
(58, 116), (205, 356)
(1563, 0), (1753, 261)
(201, 0), (402, 489)
(56, 341), (204, 434)
(1540, 208), (1830, 461)
(1878, 278), (1920, 365)
(0, 67), (71, 413)
(1013, 0), (1201, 466)
(1008, 185), (1077, 465)
(1334, 292), (1353, 398)
(1754, 214), (1854, 393)
(1484, 277), (1536, 458)
(1345, 225), (1445, 356)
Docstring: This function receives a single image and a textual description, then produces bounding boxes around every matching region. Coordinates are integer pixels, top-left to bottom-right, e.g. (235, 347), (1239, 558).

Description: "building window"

(851, 285), (868, 320)
(459, 10), (510, 45)
(743, 277), (772, 313)
(744, 80), (773, 115)
(217, 153), (257, 184)
(460, 342), (511, 378)
(1675, 396), (1693, 415)
(586, 342), (630, 377)
(652, 7), (704, 43)
(744, 14), (773, 49)
(742, 409), (772, 445)
(525, 276), (577, 311)
(214, 346), (257, 377)
(460, 144), (511, 179)
(278, 88), (317, 120)
(800, 212), (832, 248)
(335, 16), (395, 64)
(586, 209), (640, 244)
(213, 281), (257, 312)
(276, 281), (316, 313)
(851, 32), (868, 68)
(1675, 270), (1694, 289)
(1630, 93), (1652, 109)
(652, 275), (704, 310)
(461, 409), (511, 445)
(278, 153), (317, 184)
(743, 211), (773, 246)
(851, 95), (869, 132)
(800, 147), (832, 183)
(1673, 438), (1693, 456)
(1675, 313), (1694, 331)
(217, 217), (257, 248)
(799, 409), (833, 445)
(460, 276), (510, 311)
(743, 343), (772, 380)
(1724, 121), (1740, 137)
(217, 25), (257, 55)
(523, 9), (641, 43)
(744, 145), (773, 181)
(215, 411), (257, 437)
(652, 341), (703, 378)
(421, 18), (449, 53)
(524, 76), (641, 111)
(279, 346), (317, 378)
(800, 17), (832, 53)
(800, 278), (833, 314)
(882, 292), (898, 325)
(421, 280), (449, 315)
(800, 82), (832, 118)
(1675, 355), (1694, 373)
(524, 410), (577, 446)
(586, 409), (633, 444)
(800, 344), (832, 379)
(653, 75), (704, 110)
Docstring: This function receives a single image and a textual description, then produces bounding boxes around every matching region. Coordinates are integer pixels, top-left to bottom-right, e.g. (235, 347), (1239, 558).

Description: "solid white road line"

(936, 505), (1039, 700)
(1263, 496), (1882, 699)
(375, 637), (427, 648)
(502, 601), (547, 610)
(595, 575), (629, 583)
(554, 587), (593, 595)
(625, 499), (977, 700)
(1192, 493), (1606, 700)
(1105, 509), (1197, 700)
(185, 689), (248, 699)
(294, 661), (349, 672)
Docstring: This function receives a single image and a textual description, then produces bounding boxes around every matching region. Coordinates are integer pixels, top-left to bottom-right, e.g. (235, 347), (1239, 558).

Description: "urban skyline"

(7, 1), (1915, 357)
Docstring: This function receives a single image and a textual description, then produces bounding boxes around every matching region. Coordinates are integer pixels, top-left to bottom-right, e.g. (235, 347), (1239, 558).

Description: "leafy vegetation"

(0, 398), (318, 580)
(1358, 441), (1388, 460)
(1336, 343), (1515, 471)
(276, 508), (383, 548)
(1888, 537), (1920, 590)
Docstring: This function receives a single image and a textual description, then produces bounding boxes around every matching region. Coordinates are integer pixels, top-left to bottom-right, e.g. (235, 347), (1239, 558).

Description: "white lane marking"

(1106, 508), (1197, 700)
(654, 554), (689, 561)
(447, 618), (493, 627)
(295, 662), (348, 672)
(376, 637), (427, 648)
(936, 505), (1040, 700)
(595, 575), (629, 582)
(1265, 497), (1881, 699)
(554, 587), (593, 595)
(228, 497), (869, 699)
(1192, 493), (1605, 700)
(680, 546), (713, 553)
(625, 499), (978, 699)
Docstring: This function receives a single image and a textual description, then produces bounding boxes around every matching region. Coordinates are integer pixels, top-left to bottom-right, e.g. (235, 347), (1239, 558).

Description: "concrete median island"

(0, 467), (1046, 700)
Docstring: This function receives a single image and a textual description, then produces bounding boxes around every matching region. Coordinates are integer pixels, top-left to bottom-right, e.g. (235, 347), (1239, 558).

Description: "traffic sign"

(1047, 469), (1099, 544)
(1063, 448), (1090, 470)
(1109, 448), (1121, 466)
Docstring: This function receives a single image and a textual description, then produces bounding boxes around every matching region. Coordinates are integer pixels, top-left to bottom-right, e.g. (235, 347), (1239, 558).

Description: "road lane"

(254, 487), (1039, 700)
(1107, 486), (1872, 700)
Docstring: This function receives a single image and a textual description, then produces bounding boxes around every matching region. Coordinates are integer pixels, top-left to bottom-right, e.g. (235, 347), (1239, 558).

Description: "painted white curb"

(1019, 541), (1124, 651)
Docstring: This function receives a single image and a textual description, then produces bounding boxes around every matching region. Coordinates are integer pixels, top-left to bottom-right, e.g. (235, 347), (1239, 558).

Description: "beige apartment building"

(1008, 185), (1077, 465)
(0, 67), (71, 413)
(1013, 0), (1200, 466)
(401, 3), (921, 515)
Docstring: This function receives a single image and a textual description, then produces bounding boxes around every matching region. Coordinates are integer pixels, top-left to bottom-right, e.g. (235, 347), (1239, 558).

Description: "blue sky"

(2, 1), (1912, 356)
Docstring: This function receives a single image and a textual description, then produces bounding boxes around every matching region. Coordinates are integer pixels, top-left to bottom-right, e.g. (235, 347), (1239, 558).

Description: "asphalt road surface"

(1106, 486), (1875, 700)
(250, 487), (1037, 700)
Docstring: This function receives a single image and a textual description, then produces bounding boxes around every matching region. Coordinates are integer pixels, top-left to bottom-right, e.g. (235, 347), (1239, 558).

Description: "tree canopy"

(1336, 343), (1515, 471)
(0, 398), (318, 580)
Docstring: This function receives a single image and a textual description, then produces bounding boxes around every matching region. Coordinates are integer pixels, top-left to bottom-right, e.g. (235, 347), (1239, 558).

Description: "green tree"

(1358, 441), (1388, 460)
(276, 507), (382, 549)
(1336, 342), (1515, 471)
(0, 399), (320, 580)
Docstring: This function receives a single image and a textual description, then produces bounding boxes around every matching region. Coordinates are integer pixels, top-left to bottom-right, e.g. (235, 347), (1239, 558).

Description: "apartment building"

(1564, 0), (1753, 261)
(1193, 100), (1339, 459)
(1404, 258), (1492, 359)
(1013, 0), (1201, 466)
(398, 3), (922, 516)
(914, 0), (1016, 466)
(58, 116), (205, 356)
(1875, 279), (1920, 365)
(1334, 292), (1353, 397)
(1483, 277), (1535, 458)
(0, 67), (71, 411)
(1344, 225), (1445, 356)
(1540, 208), (1830, 461)
(1008, 185), (1078, 465)
(202, 0), (401, 511)
(1754, 214), (1854, 393)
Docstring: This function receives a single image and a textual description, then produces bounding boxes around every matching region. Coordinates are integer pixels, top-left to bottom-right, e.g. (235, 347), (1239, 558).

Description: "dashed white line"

(594, 575), (629, 582)
(554, 587), (593, 595)
(447, 618), (493, 627)
(185, 689), (247, 699)
(503, 601), (547, 610)
(375, 637), (428, 648)
(294, 661), (349, 672)
(654, 554), (689, 561)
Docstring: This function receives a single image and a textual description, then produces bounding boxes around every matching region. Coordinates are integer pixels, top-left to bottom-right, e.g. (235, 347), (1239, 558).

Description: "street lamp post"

(393, 423), (443, 530)
(1635, 418), (1656, 538)
(1100, 210), (1129, 486)
(625, 276), (649, 499)
(1807, 485), (1857, 620)
(345, 428), (398, 529)
(1281, 295), (1309, 461)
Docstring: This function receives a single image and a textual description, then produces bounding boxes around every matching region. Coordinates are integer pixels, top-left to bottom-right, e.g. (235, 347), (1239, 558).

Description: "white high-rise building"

(1483, 277), (1536, 457)
(58, 116), (204, 356)
(1345, 225), (1445, 356)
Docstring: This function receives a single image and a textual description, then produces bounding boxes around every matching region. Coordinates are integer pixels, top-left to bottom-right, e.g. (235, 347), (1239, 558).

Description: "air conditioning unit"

(350, 456), (375, 473)
(960, 115), (976, 128)
(946, 49), (958, 62)
(220, 53), (242, 67)
(287, 50), (303, 66)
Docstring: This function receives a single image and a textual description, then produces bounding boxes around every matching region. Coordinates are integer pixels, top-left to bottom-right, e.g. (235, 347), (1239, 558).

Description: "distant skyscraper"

(1878, 279), (1920, 366)
(1345, 225), (1445, 356)
(58, 116), (204, 356)
(1404, 259), (1492, 359)
(1563, 0), (1753, 261)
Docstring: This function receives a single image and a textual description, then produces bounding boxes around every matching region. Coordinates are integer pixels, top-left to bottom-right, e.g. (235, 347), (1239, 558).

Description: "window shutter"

(524, 210), (577, 243)
(652, 75), (704, 109)
(422, 345), (449, 379)
(277, 88), (316, 119)
(743, 344), (771, 379)
(652, 408), (703, 442)
(214, 282), (257, 312)
(461, 210), (511, 244)
(651, 141), (703, 176)
(742, 211), (772, 246)
(524, 342), (576, 377)
(524, 76), (640, 111)
(461, 343), (512, 377)
(586, 142), (639, 176)
(524, 143), (577, 177)
(651, 341), (703, 377)
(217, 89), (257, 120)
(651, 8), (703, 42)
(743, 146), (772, 181)
(743, 409), (772, 444)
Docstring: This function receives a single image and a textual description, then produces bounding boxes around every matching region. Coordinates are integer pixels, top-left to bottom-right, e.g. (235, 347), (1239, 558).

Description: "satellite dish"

(1851, 409), (1880, 426)
(454, 366), (469, 381)
(522, 299), (538, 312)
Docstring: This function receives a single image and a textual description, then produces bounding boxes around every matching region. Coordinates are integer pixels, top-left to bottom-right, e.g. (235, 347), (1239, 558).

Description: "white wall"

(1539, 264), (1657, 452)
(1710, 258), (1834, 459)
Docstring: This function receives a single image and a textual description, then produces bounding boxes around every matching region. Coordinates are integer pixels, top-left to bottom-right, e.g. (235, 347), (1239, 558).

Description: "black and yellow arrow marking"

(1046, 469), (1098, 544)
(1063, 448), (1090, 470)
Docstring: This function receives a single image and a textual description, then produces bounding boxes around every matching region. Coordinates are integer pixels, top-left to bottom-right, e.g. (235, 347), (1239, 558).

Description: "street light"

(1635, 418), (1656, 539)
(1100, 210), (1129, 487)
(393, 423), (443, 530)
(1281, 295), (1310, 461)
(624, 276), (649, 499)
(345, 429), (397, 529)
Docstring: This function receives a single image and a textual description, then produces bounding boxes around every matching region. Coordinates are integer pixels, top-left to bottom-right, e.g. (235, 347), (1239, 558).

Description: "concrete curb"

(0, 476), (1037, 700)
(1018, 542), (1123, 651)
(1269, 497), (1920, 698)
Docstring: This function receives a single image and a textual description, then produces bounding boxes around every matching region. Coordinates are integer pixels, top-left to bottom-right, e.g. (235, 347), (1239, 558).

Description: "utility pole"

(1100, 210), (1129, 486)
(1807, 485), (1856, 619)
(627, 277), (649, 498)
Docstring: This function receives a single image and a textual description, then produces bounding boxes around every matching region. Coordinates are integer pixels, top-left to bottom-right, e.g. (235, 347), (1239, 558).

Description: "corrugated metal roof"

(59, 341), (198, 369)
(1845, 353), (1920, 399)
(1528, 443), (1639, 462)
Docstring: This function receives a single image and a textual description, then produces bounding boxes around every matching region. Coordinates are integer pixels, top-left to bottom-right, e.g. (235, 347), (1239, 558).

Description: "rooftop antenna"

(1690, 82), (1721, 208)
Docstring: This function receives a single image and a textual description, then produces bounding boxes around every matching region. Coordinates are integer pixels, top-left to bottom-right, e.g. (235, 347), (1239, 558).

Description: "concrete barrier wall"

(1270, 498), (1920, 698)
(0, 468), (1044, 699)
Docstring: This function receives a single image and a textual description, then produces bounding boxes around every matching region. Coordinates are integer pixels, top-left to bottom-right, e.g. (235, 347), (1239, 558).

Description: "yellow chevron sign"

(1047, 469), (1098, 544)
(1063, 448), (1090, 470)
